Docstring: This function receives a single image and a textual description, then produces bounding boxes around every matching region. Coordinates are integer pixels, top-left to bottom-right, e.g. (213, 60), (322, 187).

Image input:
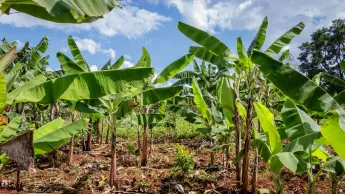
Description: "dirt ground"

(0, 137), (344, 194)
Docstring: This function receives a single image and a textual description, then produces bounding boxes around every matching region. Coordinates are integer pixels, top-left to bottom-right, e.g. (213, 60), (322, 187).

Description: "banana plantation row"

(1, 16), (345, 193)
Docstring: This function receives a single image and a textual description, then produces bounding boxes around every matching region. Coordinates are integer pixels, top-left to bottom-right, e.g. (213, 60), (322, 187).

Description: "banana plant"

(177, 17), (305, 192)
(0, 0), (120, 23)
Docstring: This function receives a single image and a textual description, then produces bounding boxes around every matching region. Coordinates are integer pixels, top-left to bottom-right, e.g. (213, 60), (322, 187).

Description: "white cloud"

(0, 6), (171, 39)
(75, 38), (100, 54)
(65, 38), (116, 59)
(122, 61), (134, 68)
(101, 48), (116, 59)
(167, 0), (345, 56)
(46, 67), (53, 72)
(90, 65), (98, 71)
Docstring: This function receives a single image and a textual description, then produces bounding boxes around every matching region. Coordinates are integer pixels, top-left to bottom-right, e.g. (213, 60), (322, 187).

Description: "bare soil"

(0, 137), (344, 194)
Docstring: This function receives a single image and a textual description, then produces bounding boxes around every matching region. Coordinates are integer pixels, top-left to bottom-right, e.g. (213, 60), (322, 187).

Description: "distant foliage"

(298, 19), (345, 94)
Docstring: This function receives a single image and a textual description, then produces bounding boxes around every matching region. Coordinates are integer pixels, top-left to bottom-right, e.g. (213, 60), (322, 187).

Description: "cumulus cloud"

(0, 6), (171, 39)
(167, 0), (345, 56)
(124, 54), (132, 60)
(122, 61), (134, 68)
(15, 40), (24, 49)
(64, 38), (116, 59)
(90, 65), (98, 71)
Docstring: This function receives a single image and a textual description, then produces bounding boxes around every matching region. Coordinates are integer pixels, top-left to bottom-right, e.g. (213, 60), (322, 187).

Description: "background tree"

(298, 19), (345, 94)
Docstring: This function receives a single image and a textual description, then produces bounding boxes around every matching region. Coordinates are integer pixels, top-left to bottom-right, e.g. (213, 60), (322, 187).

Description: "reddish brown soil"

(0, 137), (344, 194)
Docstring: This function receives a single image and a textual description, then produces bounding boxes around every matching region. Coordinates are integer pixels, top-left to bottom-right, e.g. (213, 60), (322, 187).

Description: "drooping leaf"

(141, 86), (183, 105)
(15, 68), (154, 104)
(33, 118), (65, 141)
(6, 74), (47, 105)
(320, 72), (345, 88)
(251, 50), (345, 131)
(65, 100), (104, 119)
(178, 22), (236, 58)
(168, 105), (200, 122)
(0, 115), (20, 144)
(154, 54), (194, 84)
(334, 90), (345, 105)
(2, 0), (120, 23)
(192, 77), (210, 121)
(282, 132), (322, 153)
(271, 152), (310, 174)
(320, 112), (345, 160)
(57, 52), (86, 74)
(217, 77), (235, 124)
(254, 102), (282, 154)
(251, 138), (272, 162)
(36, 36), (49, 53)
(67, 36), (89, 71)
(0, 47), (16, 74)
(340, 60), (345, 73)
(156, 102), (167, 114)
(5, 71), (19, 92)
(264, 22), (305, 55)
(281, 100), (320, 139)
(115, 99), (135, 118)
(247, 16), (268, 56)
(135, 47), (151, 68)
(323, 156), (345, 174)
(34, 118), (89, 155)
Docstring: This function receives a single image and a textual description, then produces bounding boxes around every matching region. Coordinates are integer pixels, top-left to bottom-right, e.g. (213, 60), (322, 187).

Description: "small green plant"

(173, 145), (195, 176)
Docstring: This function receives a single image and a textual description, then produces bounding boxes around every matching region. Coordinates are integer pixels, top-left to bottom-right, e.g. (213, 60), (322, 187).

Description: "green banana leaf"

(279, 50), (290, 62)
(6, 74), (47, 105)
(340, 60), (345, 73)
(156, 102), (166, 114)
(65, 100), (104, 119)
(322, 156), (345, 174)
(141, 86), (183, 105)
(189, 46), (234, 67)
(251, 50), (345, 131)
(270, 152), (310, 174)
(264, 22), (305, 55)
(174, 70), (199, 79)
(135, 47), (151, 68)
(319, 72), (345, 88)
(217, 77), (235, 125)
(334, 91), (345, 105)
(237, 37), (251, 68)
(172, 77), (193, 86)
(321, 112), (345, 160)
(0, 115), (21, 145)
(15, 68), (154, 104)
(282, 132), (322, 153)
(57, 52), (86, 74)
(154, 54), (194, 84)
(111, 56), (124, 70)
(1, 0), (120, 23)
(192, 77), (210, 121)
(34, 118), (89, 155)
(254, 102), (282, 154)
(281, 100), (320, 140)
(115, 99), (135, 118)
(5, 71), (19, 92)
(178, 22), (236, 58)
(193, 60), (201, 73)
(0, 41), (17, 55)
(251, 138), (272, 162)
(67, 36), (89, 71)
(247, 17), (268, 56)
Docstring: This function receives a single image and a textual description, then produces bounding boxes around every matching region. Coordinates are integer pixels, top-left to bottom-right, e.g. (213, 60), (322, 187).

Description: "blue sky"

(1, 0), (345, 83)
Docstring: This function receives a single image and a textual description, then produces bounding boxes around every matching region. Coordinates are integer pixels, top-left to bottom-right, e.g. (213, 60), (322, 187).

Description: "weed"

(173, 145), (195, 177)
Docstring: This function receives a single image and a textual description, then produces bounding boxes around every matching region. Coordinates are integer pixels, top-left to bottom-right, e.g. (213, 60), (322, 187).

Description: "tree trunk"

(251, 121), (260, 193)
(141, 124), (148, 166)
(68, 137), (74, 165)
(241, 90), (253, 193)
(96, 119), (100, 144)
(100, 119), (104, 145)
(233, 92), (242, 185)
(106, 119), (110, 144)
(86, 118), (93, 151)
(109, 116), (118, 189)
(137, 125), (141, 155)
